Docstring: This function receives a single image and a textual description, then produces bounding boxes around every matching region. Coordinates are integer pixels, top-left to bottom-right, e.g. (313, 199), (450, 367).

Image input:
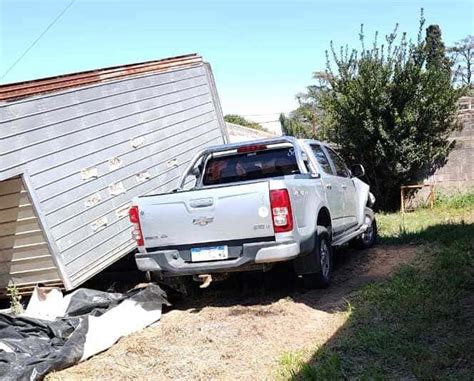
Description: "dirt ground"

(49, 245), (417, 380)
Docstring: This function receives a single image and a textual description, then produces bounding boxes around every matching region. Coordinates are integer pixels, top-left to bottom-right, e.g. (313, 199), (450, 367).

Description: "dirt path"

(49, 245), (417, 380)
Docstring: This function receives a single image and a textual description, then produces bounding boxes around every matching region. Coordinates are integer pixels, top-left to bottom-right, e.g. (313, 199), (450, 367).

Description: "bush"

(283, 12), (464, 210)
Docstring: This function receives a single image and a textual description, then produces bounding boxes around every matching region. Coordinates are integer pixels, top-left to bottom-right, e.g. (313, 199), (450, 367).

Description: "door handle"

(341, 184), (347, 190)
(325, 183), (332, 190)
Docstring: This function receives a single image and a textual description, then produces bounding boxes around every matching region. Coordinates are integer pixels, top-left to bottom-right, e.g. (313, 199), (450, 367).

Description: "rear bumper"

(135, 240), (300, 277)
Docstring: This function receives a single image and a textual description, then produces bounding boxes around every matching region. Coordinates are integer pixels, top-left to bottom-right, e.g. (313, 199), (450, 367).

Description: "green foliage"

(279, 111), (315, 139)
(425, 24), (451, 71)
(284, 12), (463, 210)
(278, 349), (344, 380)
(435, 190), (474, 209)
(280, 74), (330, 139)
(7, 283), (23, 315)
(223, 114), (268, 132)
(377, 191), (474, 244)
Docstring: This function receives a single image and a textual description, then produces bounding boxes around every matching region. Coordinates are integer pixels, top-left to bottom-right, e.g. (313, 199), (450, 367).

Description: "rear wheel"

(302, 226), (333, 289)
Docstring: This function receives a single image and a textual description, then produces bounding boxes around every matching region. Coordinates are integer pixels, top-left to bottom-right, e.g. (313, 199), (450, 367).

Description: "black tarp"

(0, 284), (167, 381)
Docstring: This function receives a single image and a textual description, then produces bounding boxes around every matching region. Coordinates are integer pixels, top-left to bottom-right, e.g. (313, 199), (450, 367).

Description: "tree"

(223, 114), (268, 132)
(285, 13), (463, 210)
(279, 102), (318, 138)
(449, 35), (474, 89)
(279, 111), (314, 139)
(280, 72), (329, 138)
(425, 24), (451, 72)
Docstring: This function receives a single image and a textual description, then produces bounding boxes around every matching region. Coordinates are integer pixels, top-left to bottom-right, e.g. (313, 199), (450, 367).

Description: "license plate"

(190, 246), (228, 262)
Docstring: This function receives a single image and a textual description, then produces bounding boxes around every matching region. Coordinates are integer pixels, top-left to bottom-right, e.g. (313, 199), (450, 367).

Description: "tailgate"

(138, 181), (274, 248)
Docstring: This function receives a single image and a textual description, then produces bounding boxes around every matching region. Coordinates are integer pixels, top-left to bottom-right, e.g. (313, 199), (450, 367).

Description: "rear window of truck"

(202, 147), (300, 186)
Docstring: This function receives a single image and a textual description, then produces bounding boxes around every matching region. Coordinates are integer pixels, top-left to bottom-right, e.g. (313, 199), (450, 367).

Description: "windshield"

(202, 147), (300, 186)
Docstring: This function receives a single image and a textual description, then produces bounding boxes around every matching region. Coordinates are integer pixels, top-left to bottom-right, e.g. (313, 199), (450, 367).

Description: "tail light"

(129, 205), (144, 246)
(269, 189), (293, 233)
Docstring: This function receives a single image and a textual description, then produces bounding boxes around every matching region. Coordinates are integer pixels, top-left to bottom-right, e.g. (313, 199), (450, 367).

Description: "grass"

(278, 192), (474, 380)
(377, 191), (473, 244)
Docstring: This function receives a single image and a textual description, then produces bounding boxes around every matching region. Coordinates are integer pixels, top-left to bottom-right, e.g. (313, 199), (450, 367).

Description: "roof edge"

(0, 53), (202, 102)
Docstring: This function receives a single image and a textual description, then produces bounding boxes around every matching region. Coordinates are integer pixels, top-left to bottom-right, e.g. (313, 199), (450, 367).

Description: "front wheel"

(352, 214), (377, 249)
(302, 226), (333, 289)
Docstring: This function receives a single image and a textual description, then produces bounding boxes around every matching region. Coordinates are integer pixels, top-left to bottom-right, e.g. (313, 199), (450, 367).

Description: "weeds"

(377, 191), (473, 244)
(7, 283), (23, 315)
(435, 190), (474, 209)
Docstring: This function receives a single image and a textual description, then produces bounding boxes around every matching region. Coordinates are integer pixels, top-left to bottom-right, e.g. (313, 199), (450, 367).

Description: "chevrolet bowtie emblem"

(192, 216), (214, 226)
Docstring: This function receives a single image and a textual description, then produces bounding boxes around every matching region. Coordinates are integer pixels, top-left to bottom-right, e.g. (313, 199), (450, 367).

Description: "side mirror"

(351, 164), (365, 178)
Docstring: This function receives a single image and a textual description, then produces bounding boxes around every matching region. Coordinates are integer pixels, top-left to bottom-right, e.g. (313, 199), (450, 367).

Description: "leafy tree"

(279, 104), (318, 138)
(280, 72), (328, 138)
(284, 13), (463, 210)
(280, 112), (313, 138)
(425, 24), (451, 71)
(224, 114), (268, 132)
(449, 35), (474, 89)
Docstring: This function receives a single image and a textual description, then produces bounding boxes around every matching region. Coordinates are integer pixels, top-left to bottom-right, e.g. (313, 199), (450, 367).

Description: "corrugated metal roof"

(0, 53), (202, 102)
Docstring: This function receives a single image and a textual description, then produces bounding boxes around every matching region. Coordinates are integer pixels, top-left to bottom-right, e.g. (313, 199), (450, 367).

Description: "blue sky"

(1, 0), (472, 131)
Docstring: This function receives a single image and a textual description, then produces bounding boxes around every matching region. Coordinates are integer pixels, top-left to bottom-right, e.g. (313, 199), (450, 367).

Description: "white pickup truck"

(130, 137), (376, 289)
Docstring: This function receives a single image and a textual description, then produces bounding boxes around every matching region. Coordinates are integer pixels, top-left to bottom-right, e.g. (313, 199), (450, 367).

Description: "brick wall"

(428, 97), (474, 191)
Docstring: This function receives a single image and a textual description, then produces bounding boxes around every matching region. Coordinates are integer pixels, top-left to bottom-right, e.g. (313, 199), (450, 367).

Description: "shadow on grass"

(378, 218), (474, 245)
(287, 222), (474, 380)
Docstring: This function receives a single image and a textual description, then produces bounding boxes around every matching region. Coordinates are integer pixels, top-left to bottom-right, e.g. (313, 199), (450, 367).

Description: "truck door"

(323, 146), (358, 231)
(309, 144), (345, 236)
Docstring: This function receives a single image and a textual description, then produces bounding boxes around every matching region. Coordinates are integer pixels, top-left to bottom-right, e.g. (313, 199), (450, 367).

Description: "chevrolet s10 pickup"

(130, 136), (376, 289)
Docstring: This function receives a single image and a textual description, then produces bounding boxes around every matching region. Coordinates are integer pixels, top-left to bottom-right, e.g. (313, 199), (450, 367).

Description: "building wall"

(428, 97), (474, 191)
(0, 63), (227, 289)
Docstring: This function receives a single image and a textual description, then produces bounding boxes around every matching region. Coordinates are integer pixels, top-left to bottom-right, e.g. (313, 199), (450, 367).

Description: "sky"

(1, 0), (473, 132)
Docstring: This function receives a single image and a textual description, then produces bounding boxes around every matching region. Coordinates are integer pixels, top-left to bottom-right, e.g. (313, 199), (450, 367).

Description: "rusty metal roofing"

(0, 53), (202, 102)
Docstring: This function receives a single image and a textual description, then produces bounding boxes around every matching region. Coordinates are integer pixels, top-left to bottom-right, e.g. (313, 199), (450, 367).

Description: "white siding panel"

(0, 177), (61, 290)
(0, 62), (226, 289)
(31, 102), (215, 193)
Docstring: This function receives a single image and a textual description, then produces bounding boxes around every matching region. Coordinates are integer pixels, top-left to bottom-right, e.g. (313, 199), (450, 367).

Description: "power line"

(1, 0), (77, 81)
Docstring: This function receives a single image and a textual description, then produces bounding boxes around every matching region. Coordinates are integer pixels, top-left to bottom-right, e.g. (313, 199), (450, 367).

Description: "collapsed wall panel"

(0, 54), (228, 290)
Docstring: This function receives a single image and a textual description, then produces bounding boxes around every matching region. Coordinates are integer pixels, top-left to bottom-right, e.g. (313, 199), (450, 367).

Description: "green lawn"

(279, 193), (474, 380)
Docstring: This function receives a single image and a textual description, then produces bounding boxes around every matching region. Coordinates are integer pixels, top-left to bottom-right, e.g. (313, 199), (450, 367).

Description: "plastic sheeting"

(0, 284), (167, 381)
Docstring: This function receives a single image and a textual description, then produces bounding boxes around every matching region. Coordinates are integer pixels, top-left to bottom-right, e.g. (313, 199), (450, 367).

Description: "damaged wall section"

(0, 54), (228, 291)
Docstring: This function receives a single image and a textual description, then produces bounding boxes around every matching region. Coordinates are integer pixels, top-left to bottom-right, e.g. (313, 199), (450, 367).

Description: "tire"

(352, 214), (377, 249)
(302, 226), (333, 289)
